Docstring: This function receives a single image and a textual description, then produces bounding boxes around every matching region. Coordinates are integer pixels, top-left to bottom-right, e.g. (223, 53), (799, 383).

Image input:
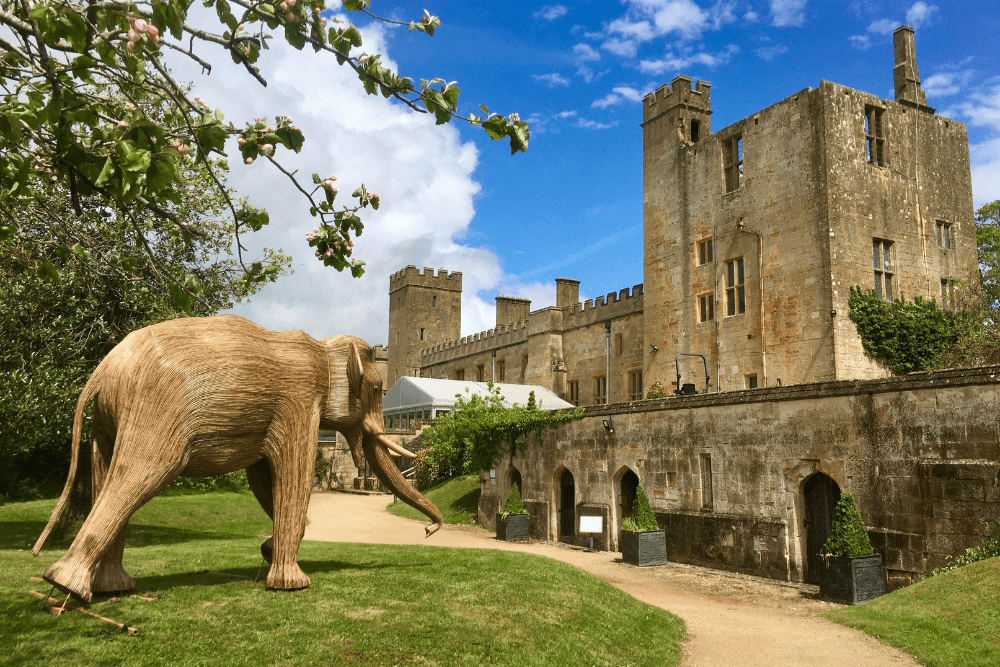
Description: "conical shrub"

(823, 491), (874, 557)
(628, 485), (659, 532)
(502, 482), (528, 516)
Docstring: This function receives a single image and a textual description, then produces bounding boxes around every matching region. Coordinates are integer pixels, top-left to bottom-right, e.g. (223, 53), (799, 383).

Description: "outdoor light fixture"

(650, 343), (659, 353)
(602, 418), (614, 433)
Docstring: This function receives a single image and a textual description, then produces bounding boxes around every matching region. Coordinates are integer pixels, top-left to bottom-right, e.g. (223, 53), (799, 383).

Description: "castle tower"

(387, 266), (462, 387)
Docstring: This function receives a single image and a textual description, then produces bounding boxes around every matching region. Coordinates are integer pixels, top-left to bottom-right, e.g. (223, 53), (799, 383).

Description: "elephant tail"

(32, 363), (106, 556)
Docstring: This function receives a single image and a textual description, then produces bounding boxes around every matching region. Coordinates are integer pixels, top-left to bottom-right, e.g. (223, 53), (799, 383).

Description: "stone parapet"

(563, 284), (644, 331)
(389, 265), (462, 294)
(419, 320), (528, 365)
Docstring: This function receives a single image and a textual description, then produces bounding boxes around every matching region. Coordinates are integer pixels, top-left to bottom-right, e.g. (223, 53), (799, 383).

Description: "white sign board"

(579, 515), (603, 534)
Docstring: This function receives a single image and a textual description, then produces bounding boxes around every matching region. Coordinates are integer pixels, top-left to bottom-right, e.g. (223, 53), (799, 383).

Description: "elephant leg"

(247, 459), (275, 562)
(43, 435), (185, 603)
(263, 402), (319, 592)
(89, 415), (135, 594)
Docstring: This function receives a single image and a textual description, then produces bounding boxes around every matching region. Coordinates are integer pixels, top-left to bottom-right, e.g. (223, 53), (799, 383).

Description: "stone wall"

(481, 366), (1000, 590)
(387, 266), (462, 386)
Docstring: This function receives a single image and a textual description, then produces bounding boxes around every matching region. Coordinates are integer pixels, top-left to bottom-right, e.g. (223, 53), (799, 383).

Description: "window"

(594, 376), (607, 405)
(568, 380), (579, 406)
(698, 239), (713, 265)
(724, 135), (743, 192)
(432, 296), (437, 307)
(496, 360), (505, 382)
(941, 278), (955, 308)
(616, 333), (623, 355)
(477, 365), (485, 382)
(726, 259), (745, 316)
(690, 119), (701, 143)
(936, 221), (952, 250)
(865, 106), (886, 166)
(629, 370), (643, 401)
(746, 374), (758, 389)
(455, 368), (464, 381)
(873, 239), (894, 300)
(699, 293), (715, 322)
(419, 328), (424, 341)
(700, 453), (713, 510)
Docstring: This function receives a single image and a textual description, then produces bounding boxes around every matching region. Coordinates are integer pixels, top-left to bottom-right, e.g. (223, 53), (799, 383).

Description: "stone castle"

(386, 26), (977, 405)
(371, 27), (998, 591)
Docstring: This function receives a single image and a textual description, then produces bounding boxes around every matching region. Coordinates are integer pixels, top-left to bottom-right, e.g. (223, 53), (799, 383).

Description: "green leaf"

(0, 225), (16, 242)
(38, 261), (62, 284)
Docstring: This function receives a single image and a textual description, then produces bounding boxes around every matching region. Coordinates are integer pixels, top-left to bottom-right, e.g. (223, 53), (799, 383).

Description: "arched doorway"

(559, 469), (575, 542)
(509, 468), (522, 497)
(620, 469), (639, 520)
(804, 473), (841, 584)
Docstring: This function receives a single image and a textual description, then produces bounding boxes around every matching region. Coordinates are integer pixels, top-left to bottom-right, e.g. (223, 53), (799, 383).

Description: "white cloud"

(867, 18), (896, 34)
(592, 93), (621, 109)
(922, 71), (973, 99)
(770, 0), (807, 27)
(575, 118), (619, 130)
(556, 110), (578, 119)
(906, 2), (938, 28)
(638, 46), (738, 75)
(162, 9), (529, 342)
(744, 10), (760, 22)
(602, 38), (639, 58)
(848, 34), (871, 49)
(971, 137), (1000, 207)
(573, 43), (601, 62)
(755, 45), (788, 61)
(534, 4), (569, 21)
(592, 86), (644, 109)
(533, 72), (572, 87)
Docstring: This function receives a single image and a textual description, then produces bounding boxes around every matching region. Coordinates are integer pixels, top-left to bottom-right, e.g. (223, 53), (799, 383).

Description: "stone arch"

(801, 471), (842, 584)
(507, 465), (522, 500)
(552, 465), (576, 543)
(612, 465), (640, 534)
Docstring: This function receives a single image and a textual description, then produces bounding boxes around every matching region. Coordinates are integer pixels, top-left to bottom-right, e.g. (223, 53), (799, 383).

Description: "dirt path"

(303, 492), (919, 667)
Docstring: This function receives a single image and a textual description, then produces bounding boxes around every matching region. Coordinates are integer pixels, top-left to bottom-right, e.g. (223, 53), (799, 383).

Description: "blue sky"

(173, 1), (1000, 344)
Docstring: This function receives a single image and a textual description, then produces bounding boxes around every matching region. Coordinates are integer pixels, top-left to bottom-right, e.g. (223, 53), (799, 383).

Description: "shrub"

(622, 485), (659, 532)
(501, 483), (528, 517)
(646, 381), (667, 399)
(823, 492), (874, 557)
(160, 469), (249, 496)
(930, 521), (1000, 576)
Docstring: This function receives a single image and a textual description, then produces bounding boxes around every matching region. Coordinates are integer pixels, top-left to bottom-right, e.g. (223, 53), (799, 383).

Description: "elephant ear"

(347, 342), (364, 396)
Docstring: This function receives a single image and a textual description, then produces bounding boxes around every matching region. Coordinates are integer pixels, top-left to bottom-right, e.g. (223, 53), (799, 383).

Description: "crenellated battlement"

(389, 265), (462, 293)
(643, 75), (712, 123)
(564, 284), (644, 329)
(419, 319), (529, 365)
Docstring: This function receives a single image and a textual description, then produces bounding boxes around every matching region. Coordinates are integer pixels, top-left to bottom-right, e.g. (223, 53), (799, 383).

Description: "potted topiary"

(496, 483), (530, 542)
(619, 485), (668, 566)
(818, 491), (886, 604)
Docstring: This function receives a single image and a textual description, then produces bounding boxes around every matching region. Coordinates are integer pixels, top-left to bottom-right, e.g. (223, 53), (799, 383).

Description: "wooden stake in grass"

(30, 315), (442, 603)
(28, 590), (139, 635)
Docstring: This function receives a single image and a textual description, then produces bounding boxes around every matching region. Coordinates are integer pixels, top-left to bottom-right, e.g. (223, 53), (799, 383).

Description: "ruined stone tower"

(387, 266), (462, 386)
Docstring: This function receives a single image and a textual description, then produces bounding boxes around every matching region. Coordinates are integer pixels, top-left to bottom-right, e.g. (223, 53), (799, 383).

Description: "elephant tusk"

(377, 434), (417, 459)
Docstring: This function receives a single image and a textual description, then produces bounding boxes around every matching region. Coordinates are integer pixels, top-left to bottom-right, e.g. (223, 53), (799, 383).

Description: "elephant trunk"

(362, 433), (442, 537)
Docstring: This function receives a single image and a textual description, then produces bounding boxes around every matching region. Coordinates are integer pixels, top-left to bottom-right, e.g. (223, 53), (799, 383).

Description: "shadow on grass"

(3, 521), (256, 553)
(125, 559), (431, 595)
(452, 487), (480, 515)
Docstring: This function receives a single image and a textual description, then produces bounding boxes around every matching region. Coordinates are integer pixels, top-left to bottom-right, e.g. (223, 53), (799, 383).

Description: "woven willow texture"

(33, 315), (442, 602)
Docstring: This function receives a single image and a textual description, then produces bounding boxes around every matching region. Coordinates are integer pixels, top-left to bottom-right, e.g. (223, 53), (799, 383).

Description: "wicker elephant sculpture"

(32, 315), (442, 602)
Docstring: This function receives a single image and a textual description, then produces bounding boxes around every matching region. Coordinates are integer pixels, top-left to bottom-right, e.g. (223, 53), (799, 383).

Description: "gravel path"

(303, 492), (919, 667)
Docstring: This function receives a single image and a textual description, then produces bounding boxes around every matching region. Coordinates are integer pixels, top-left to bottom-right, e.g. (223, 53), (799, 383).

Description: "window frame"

(455, 368), (464, 381)
(698, 239), (713, 266)
(628, 369), (643, 402)
(568, 380), (579, 406)
(940, 277), (955, 309)
(873, 238), (894, 301)
(865, 105), (886, 167)
(724, 135), (743, 193)
(725, 258), (746, 316)
(496, 359), (505, 382)
(936, 221), (952, 250)
(699, 292), (715, 323)
(477, 365), (485, 382)
(594, 375), (607, 405)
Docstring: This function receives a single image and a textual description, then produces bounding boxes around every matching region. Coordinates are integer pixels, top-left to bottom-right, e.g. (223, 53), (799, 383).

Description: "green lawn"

(2, 492), (684, 666)
(386, 473), (482, 526)
(825, 557), (1000, 667)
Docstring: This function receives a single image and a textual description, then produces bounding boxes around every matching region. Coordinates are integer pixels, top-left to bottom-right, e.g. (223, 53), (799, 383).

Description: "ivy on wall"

(847, 286), (972, 374)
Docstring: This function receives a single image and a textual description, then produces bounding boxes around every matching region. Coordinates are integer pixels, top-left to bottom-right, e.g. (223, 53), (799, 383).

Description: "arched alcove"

(802, 472), (842, 584)
(554, 467), (575, 543)
(509, 467), (522, 498)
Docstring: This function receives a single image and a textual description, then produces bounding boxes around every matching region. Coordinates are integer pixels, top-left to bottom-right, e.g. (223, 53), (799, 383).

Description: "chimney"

(555, 277), (580, 309)
(495, 296), (531, 326)
(893, 25), (928, 108)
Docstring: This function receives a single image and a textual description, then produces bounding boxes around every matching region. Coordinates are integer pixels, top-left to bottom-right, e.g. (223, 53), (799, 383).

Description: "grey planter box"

(496, 513), (530, 542)
(818, 554), (886, 604)
(620, 529), (668, 566)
